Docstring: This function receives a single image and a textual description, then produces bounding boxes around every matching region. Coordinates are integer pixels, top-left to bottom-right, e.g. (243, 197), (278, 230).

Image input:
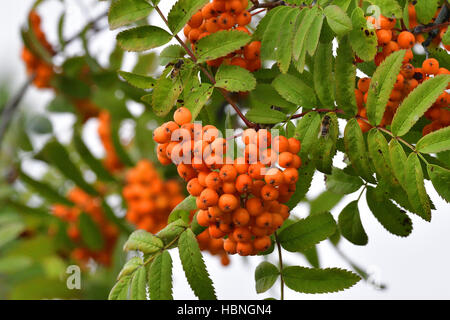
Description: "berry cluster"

(355, 59), (450, 134)
(153, 107), (302, 256)
(21, 11), (54, 88)
(183, 0), (261, 71)
(122, 160), (184, 233)
(52, 188), (118, 266)
(97, 111), (124, 173)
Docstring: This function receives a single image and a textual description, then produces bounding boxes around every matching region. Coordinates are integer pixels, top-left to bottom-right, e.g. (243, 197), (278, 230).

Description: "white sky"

(1, 0), (450, 300)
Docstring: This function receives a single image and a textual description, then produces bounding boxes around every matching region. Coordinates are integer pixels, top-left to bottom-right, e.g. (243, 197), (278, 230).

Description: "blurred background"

(0, 0), (449, 300)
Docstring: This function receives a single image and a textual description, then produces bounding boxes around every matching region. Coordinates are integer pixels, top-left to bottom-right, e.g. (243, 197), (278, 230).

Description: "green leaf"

(159, 45), (186, 65)
(324, 5), (352, 36)
(428, 164), (450, 202)
(313, 42), (335, 106)
(117, 256), (143, 280)
(326, 168), (363, 195)
(278, 212), (337, 252)
(249, 84), (296, 111)
(292, 7), (316, 61)
(39, 139), (98, 196)
(366, 50), (405, 125)
(367, 129), (396, 185)
(109, 275), (132, 300)
(18, 170), (73, 206)
(310, 191), (344, 215)
(78, 213), (104, 251)
(169, 196), (197, 223)
(0, 222), (25, 249)
(254, 261), (279, 294)
(305, 10), (323, 57)
(148, 251), (173, 300)
(366, 0), (402, 18)
(388, 139), (408, 187)
(277, 8), (302, 73)
(246, 105), (287, 124)
(129, 266), (147, 300)
(338, 201), (368, 246)
(0, 256), (32, 274)
(335, 36), (357, 115)
(148, 69), (183, 117)
(366, 186), (413, 237)
(286, 157), (315, 210)
(123, 230), (164, 253)
(167, 0), (209, 35)
(404, 153), (431, 221)
(117, 26), (172, 52)
(294, 111), (321, 157)
(415, 0), (439, 24)
(282, 266), (360, 293)
(391, 75), (450, 136)
(195, 30), (251, 63)
(261, 6), (293, 61)
(156, 219), (188, 248)
(443, 28), (450, 46)
(272, 74), (317, 108)
(178, 229), (216, 300)
(73, 130), (115, 183)
(349, 7), (377, 62)
(344, 119), (376, 183)
(118, 71), (156, 89)
(185, 83), (214, 120)
(312, 113), (339, 174)
(108, 0), (153, 30)
(215, 65), (256, 92)
(416, 126), (450, 154)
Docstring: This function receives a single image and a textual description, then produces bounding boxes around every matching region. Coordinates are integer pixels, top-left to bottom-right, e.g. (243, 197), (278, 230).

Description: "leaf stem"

(274, 232), (285, 300)
(153, 5), (258, 129)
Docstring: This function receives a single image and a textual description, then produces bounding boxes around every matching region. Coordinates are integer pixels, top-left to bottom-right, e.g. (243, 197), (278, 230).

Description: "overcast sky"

(1, 0), (449, 300)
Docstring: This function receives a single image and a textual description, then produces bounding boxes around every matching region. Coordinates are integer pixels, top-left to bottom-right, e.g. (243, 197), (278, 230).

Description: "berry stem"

(274, 232), (285, 300)
(153, 5), (258, 129)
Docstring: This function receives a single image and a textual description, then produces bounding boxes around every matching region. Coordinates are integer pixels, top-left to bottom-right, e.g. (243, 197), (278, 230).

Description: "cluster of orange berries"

(183, 0), (261, 71)
(153, 107), (302, 256)
(52, 188), (118, 266)
(355, 58), (450, 134)
(407, 3), (450, 50)
(97, 111), (124, 173)
(21, 11), (54, 88)
(122, 160), (184, 233)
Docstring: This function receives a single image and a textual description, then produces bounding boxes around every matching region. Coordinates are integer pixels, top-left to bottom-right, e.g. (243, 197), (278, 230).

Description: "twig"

(153, 5), (258, 129)
(290, 108), (345, 120)
(249, 1), (286, 12)
(274, 232), (285, 300)
(0, 73), (36, 147)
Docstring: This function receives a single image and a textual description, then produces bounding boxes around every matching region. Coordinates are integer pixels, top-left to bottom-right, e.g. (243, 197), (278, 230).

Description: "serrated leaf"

(294, 111), (321, 156)
(326, 167), (363, 194)
(249, 84), (296, 111)
(366, 186), (413, 237)
(255, 262), (279, 294)
(286, 157), (315, 210)
(278, 212), (337, 252)
(148, 70), (183, 117)
(367, 129), (396, 185)
(169, 196), (197, 223)
(366, 0), (402, 18)
(118, 71), (156, 89)
(335, 36), (357, 115)
(313, 42), (335, 106)
(283, 266), (360, 294)
(117, 26), (172, 52)
(277, 8), (302, 73)
(253, 5), (284, 41)
(78, 213), (104, 251)
(344, 119), (376, 183)
(148, 251), (173, 300)
(388, 139), (407, 187)
(108, 0), (153, 30)
(129, 266), (147, 300)
(215, 65), (256, 92)
(261, 6), (293, 61)
(123, 230), (164, 253)
(246, 105), (287, 124)
(178, 229), (216, 300)
(428, 164), (450, 202)
(272, 74), (317, 108)
(109, 275), (132, 300)
(195, 30), (251, 63)
(415, 0), (439, 24)
(443, 28), (450, 46)
(416, 126), (450, 154)
(185, 83), (214, 120)
(324, 5), (352, 36)
(312, 113), (339, 174)
(159, 45), (185, 65)
(349, 7), (377, 61)
(156, 219), (188, 248)
(338, 201), (368, 246)
(391, 75), (450, 136)
(117, 256), (143, 280)
(366, 50), (405, 125)
(167, 0), (209, 35)
(404, 153), (431, 221)
(292, 7), (316, 61)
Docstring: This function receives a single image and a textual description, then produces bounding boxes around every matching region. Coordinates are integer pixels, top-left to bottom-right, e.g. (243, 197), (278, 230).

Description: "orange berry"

(219, 164), (238, 182)
(233, 227), (252, 242)
(224, 238), (237, 254)
(357, 78), (371, 93)
(377, 29), (392, 46)
(255, 212), (272, 228)
(287, 137), (301, 154)
(236, 10), (251, 26)
(205, 171), (222, 190)
(205, 17), (221, 33)
(253, 236), (271, 252)
(197, 209), (211, 227)
(218, 194), (239, 212)
(246, 197), (264, 216)
(236, 241), (253, 256)
(201, 3), (217, 19)
(283, 167), (299, 184)
(422, 58), (439, 75)
(272, 135), (289, 153)
(188, 28), (202, 42)
(260, 184), (279, 201)
(187, 178), (204, 196)
(278, 152), (293, 168)
(232, 208), (250, 227)
(397, 31), (415, 49)
(173, 107), (192, 125)
(264, 168), (284, 186)
(188, 11), (203, 28)
(243, 41), (261, 60)
(218, 13), (235, 29)
(236, 174), (253, 193)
